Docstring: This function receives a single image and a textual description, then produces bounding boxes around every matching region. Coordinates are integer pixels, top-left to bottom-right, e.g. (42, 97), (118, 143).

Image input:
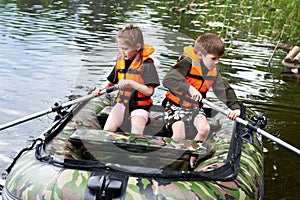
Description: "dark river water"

(0, 0), (299, 199)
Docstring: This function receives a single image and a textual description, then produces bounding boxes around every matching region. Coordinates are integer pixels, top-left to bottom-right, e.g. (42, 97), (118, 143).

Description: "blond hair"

(117, 24), (144, 49)
(194, 33), (224, 56)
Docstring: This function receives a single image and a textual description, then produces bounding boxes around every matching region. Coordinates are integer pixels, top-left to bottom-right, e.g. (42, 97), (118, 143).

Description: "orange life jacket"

(116, 44), (154, 108)
(166, 46), (218, 107)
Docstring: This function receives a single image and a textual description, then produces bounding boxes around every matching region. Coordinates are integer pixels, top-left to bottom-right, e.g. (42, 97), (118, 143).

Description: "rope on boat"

(6, 138), (44, 173)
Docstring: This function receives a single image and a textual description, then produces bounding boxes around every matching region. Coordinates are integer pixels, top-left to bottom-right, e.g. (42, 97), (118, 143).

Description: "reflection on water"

(0, 0), (299, 199)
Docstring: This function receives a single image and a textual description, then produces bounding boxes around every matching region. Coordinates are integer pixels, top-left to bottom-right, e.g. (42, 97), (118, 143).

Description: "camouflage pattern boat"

(2, 92), (265, 200)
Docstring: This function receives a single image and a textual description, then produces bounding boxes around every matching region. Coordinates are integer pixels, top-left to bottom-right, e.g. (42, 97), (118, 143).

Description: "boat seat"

(69, 129), (215, 171)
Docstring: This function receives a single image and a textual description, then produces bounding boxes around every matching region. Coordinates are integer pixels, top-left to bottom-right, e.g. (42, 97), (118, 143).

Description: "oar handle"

(202, 99), (229, 116)
(61, 85), (118, 108)
(202, 99), (300, 155)
(105, 85), (119, 94)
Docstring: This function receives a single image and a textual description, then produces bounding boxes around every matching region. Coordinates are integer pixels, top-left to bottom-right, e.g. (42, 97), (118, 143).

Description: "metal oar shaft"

(0, 108), (53, 131)
(236, 117), (300, 155)
(61, 94), (95, 108)
(0, 85), (118, 131)
(202, 99), (300, 155)
(257, 127), (300, 155)
(0, 96), (95, 131)
(61, 86), (115, 108)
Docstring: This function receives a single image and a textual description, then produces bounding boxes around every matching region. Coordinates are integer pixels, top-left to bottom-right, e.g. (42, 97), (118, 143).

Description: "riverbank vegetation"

(147, 0), (299, 47)
(7, 0), (300, 46)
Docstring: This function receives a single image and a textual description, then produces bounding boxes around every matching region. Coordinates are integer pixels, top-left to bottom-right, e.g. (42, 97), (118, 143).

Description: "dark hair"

(194, 33), (225, 56)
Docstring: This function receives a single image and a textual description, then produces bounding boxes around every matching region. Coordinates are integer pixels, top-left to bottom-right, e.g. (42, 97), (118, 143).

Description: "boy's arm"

(222, 78), (240, 110)
(120, 62), (159, 97)
(162, 57), (191, 93)
(119, 80), (155, 96)
(212, 73), (240, 110)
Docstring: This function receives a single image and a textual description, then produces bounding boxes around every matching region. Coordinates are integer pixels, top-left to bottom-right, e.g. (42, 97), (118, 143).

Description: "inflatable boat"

(1, 89), (266, 199)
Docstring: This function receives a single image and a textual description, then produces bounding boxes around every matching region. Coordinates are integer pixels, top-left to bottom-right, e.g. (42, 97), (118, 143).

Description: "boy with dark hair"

(162, 33), (240, 166)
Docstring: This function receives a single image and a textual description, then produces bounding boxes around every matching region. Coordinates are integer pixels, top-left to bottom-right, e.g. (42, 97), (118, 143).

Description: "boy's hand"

(92, 88), (102, 96)
(226, 109), (241, 120)
(118, 79), (135, 88)
(188, 86), (203, 102)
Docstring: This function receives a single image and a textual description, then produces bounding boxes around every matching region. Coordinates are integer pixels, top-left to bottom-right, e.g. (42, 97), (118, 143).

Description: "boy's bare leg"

(190, 115), (210, 168)
(104, 106), (124, 132)
(193, 115), (210, 142)
(131, 116), (147, 135)
(171, 120), (186, 139)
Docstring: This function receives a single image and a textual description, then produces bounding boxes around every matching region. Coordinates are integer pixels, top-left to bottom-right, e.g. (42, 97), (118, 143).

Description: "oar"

(202, 99), (300, 155)
(0, 85), (118, 131)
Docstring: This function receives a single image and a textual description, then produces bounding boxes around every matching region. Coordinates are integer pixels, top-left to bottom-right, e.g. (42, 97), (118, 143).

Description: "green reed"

(151, 0), (299, 45)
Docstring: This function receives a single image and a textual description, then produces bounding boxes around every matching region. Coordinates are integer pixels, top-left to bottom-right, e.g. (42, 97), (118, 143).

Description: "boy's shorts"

(164, 100), (206, 128)
(114, 103), (150, 122)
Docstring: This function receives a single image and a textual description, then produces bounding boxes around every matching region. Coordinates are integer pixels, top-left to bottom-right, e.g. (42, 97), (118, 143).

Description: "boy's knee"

(194, 123), (210, 142)
(195, 121), (210, 134)
(203, 123), (210, 133)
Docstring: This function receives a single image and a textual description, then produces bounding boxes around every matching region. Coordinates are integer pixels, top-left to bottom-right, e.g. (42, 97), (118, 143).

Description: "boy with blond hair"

(93, 24), (159, 135)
